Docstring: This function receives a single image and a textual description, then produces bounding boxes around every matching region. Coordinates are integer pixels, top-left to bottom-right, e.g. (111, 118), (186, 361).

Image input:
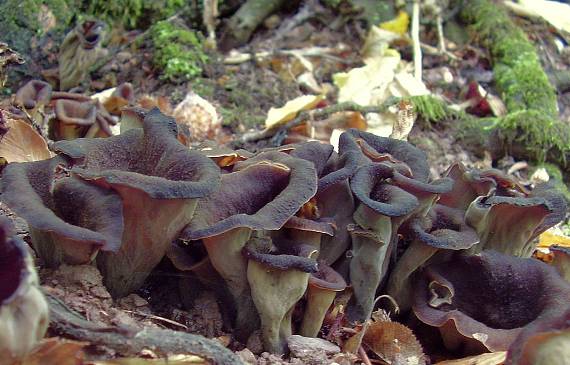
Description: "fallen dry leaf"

(264, 94), (324, 130)
(538, 230), (570, 249)
(19, 338), (87, 365)
(0, 113), (51, 163)
(88, 354), (209, 365)
(362, 321), (426, 365)
(434, 351), (506, 365)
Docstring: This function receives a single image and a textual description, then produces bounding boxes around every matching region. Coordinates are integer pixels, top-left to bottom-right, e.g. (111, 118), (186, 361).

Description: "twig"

(359, 346), (373, 365)
(436, 12), (446, 54)
(223, 46), (350, 64)
(420, 42), (458, 60)
(122, 309), (189, 330)
(411, 0), (422, 81)
(46, 292), (244, 365)
(240, 99), (399, 143)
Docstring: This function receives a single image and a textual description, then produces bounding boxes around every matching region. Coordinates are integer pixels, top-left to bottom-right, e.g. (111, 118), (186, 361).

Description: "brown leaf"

(362, 321), (426, 365)
(0, 114), (51, 163)
(20, 338), (87, 365)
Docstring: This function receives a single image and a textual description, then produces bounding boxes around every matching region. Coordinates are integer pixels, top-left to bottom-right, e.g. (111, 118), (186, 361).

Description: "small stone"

(287, 335), (341, 357)
(90, 285), (111, 299)
(236, 348), (257, 364)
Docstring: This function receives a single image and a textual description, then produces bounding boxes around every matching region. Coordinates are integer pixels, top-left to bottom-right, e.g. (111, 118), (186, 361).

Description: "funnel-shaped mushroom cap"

(53, 99), (97, 140)
(465, 184), (566, 257)
(437, 163), (496, 210)
(506, 308), (570, 365)
(1, 157), (124, 266)
(288, 141), (335, 177)
(2, 108), (220, 297)
(79, 20), (105, 49)
(339, 128), (430, 181)
(350, 163), (419, 219)
(14, 80), (52, 110)
(183, 151), (318, 240)
(0, 217), (49, 361)
(55, 99), (97, 126)
(413, 251), (570, 353)
(387, 205), (479, 312)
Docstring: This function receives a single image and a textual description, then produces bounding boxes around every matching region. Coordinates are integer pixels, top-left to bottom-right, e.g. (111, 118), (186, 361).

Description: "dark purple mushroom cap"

(438, 163), (496, 210)
(0, 217), (29, 305)
(413, 251), (570, 352)
(407, 205), (479, 250)
(339, 129), (430, 182)
(550, 245), (570, 283)
(182, 151), (318, 240)
(242, 236), (318, 273)
(506, 308), (570, 365)
(309, 262), (347, 291)
(1, 157), (124, 264)
(350, 163), (419, 218)
(14, 80), (52, 110)
(1, 108), (220, 267)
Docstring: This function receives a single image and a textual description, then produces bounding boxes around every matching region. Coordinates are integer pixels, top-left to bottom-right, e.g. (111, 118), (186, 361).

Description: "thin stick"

(122, 309), (189, 330)
(224, 46), (350, 65)
(359, 346), (373, 365)
(411, 0), (422, 81)
(240, 98), (399, 143)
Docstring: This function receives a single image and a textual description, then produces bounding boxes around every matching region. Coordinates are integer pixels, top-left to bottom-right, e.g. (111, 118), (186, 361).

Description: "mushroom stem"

(300, 285), (337, 337)
(386, 241), (438, 313)
(347, 208), (392, 323)
(98, 188), (198, 298)
(247, 260), (310, 354)
(202, 227), (259, 339)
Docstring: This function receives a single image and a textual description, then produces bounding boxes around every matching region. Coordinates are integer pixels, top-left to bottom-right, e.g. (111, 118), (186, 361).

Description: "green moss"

(459, 0), (569, 167)
(406, 95), (461, 124)
(149, 21), (208, 83)
(86, 0), (186, 29)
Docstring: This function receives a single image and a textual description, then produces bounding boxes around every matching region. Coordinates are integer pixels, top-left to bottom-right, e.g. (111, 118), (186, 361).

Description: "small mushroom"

(103, 83), (135, 115)
(0, 217), (49, 362)
(181, 151), (317, 340)
(299, 262), (347, 338)
(59, 20), (107, 90)
(243, 236), (318, 354)
(465, 184), (567, 257)
(412, 251), (570, 354)
(52, 99), (97, 140)
(13, 80), (52, 120)
(438, 163), (499, 210)
(386, 204), (479, 312)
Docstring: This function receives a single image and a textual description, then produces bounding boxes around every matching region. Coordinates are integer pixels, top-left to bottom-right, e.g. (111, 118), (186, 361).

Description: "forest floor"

(1, 1), (570, 364)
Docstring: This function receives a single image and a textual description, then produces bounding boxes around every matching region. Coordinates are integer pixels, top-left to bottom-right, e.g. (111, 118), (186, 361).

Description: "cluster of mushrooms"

(1, 100), (570, 363)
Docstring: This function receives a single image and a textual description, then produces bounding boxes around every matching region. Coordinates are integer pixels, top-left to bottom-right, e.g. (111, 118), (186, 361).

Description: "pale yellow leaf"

(435, 351), (506, 365)
(264, 94), (324, 129)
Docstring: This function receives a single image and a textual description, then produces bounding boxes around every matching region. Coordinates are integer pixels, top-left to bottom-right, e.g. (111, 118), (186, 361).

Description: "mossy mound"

(0, 0), (78, 60)
(149, 21), (209, 83)
(459, 0), (570, 167)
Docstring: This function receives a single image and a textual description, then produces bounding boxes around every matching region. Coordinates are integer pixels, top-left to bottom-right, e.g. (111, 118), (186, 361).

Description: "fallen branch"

(46, 293), (244, 365)
(223, 46), (351, 65)
(239, 99), (398, 144)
